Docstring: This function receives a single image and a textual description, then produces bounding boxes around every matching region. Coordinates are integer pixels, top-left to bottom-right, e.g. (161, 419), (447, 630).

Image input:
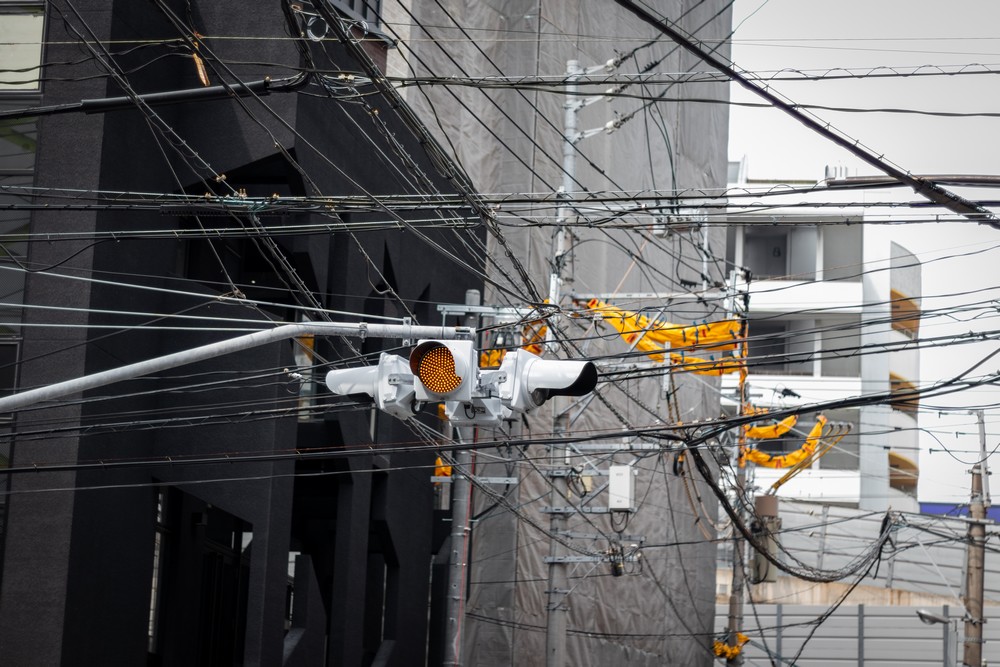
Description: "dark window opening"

(890, 289), (920, 339)
(743, 231), (788, 279)
(890, 373), (919, 416)
(149, 489), (252, 666)
(329, 0), (382, 27)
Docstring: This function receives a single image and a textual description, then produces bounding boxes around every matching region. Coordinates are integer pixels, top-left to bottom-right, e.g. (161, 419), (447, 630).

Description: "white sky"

(727, 0), (1000, 503)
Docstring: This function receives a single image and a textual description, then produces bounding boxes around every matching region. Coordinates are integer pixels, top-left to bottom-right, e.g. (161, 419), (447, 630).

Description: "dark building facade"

(0, 1), (482, 665)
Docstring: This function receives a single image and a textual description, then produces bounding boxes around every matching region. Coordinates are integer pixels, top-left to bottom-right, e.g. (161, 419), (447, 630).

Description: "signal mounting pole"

(0, 321), (474, 414)
(443, 433), (472, 667)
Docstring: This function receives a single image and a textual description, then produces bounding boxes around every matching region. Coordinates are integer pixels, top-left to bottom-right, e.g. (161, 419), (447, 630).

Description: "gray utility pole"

(546, 59), (579, 311)
(726, 453), (747, 666)
(444, 290), (481, 667)
(963, 409), (990, 667)
(0, 321), (474, 413)
(544, 58), (580, 667)
(725, 291), (751, 666)
(544, 436), (571, 667)
(543, 53), (626, 667)
(444, 437), (472, 667)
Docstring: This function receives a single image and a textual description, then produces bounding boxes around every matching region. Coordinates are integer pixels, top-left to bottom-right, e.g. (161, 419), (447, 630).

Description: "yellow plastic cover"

(585, 299), (742, 371)
(743, 415), (827, 469)
(744, 414), (798, 440)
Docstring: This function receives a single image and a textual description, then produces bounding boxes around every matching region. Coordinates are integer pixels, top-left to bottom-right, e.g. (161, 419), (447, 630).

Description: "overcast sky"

(727, 0), (1000, 503)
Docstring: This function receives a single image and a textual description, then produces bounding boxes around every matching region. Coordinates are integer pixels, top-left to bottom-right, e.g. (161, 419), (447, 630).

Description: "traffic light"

(409, 340), (476, 402)
(325, 341), (598, 426)
(496, 349), (598, 414)
(324, 352), (416, 421)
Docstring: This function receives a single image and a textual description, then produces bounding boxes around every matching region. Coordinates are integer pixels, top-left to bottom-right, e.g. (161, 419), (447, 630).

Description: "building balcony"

(745, 279), (863, 317)
(722, 373), (862, 408)
(752, 468), (919, 511)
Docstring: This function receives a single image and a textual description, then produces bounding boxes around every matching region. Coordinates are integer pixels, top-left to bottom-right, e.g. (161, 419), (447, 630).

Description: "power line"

(614, 0), (999, 226)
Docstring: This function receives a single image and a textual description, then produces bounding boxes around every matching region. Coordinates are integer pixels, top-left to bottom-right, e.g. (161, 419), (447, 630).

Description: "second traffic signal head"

(326, 339), (598, 425)
(497, 349), (598, 414)
(325, 353), (416, 420)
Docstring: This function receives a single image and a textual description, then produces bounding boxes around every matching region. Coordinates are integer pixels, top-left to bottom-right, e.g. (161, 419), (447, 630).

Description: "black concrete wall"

(0, 2), (484, 666)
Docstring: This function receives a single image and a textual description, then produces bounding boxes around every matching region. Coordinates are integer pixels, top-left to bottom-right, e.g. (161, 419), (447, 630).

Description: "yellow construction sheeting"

(745, 414), (798, 440)
(744, 415), (827, 469)
(586, 299), (739, 348)
(669, 352), (744, 375)
(479, 348), (506, 368)
(479, 320), (549, 368)
(585, 299), (742, 371)
(434, 456), (452, 478)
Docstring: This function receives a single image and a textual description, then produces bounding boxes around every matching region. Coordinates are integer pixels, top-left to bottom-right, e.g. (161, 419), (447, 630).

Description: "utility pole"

(963, 409), (989, 667)
(726, 394), (748, 665)
(544, 58), (580, 667)
(726, 280), (751, 666)
(542, 52), (633, 667)
(444, 438), (472, 667)
(443, 290), (481, 667)
(544, 437), (570, 667)
(726, 466), (747, 666)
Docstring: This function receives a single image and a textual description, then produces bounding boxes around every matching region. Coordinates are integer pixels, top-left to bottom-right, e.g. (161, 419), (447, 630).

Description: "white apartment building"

(724, 161), (921, 512)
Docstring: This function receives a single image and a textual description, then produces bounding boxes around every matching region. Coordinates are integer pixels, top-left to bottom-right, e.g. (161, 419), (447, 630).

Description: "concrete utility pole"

(543, 51), (631, 667)
(544, 58), (581, 667)
(726, 295), (751, 666)
(963, 409), (989, 667)
(444, 439), (472, 667)
(544, 437), (571, 667)
(726, 467), (747, 666)
(444, 290), (481, 667)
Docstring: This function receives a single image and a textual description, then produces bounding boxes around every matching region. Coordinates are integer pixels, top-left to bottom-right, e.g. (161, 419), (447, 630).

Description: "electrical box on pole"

(608, 465), (635, 512)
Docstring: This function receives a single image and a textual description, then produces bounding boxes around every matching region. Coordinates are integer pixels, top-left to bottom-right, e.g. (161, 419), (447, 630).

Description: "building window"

(747, 320), (812, 375)
(889, 373), (919, 416)
(890, 289), (920, 339)
(821, 224), (862, 281)
(888, 451), (918, 494)
(328, 0), (381, 27)
(741, 225), (818, 281)
(889, 244), (921, 339)
(819, 320), (861, 377)
(0, 105), (36, 321)
(0, 2), (39, 586)
(148, 491), (252, 665)
(148, 490), (168, 655)
(0, 5), (44, 91)
(743, 231), (787, 279)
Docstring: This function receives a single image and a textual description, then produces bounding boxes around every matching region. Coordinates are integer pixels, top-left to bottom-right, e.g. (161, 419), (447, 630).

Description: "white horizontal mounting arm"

(0, 321), (474, 413)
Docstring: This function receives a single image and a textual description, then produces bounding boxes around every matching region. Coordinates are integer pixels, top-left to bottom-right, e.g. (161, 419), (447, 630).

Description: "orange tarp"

(586, 299), (743, 373)
(743, 415), (827, 469)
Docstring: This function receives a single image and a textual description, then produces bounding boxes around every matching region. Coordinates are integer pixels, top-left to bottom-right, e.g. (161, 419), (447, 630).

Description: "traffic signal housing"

(324, 352), (416, 421)
(496, 349), (598, 414)
(409, 340), (476, 403)
(325, 340), (598, 426)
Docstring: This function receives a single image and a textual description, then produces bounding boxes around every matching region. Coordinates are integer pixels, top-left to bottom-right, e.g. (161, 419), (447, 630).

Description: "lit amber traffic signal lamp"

(326, 340), (598, 426)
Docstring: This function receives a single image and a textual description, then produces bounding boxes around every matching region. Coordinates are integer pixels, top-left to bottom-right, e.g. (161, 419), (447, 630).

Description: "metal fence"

(718, 500), (1000, 602)
(714, 603), (1000, 666)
